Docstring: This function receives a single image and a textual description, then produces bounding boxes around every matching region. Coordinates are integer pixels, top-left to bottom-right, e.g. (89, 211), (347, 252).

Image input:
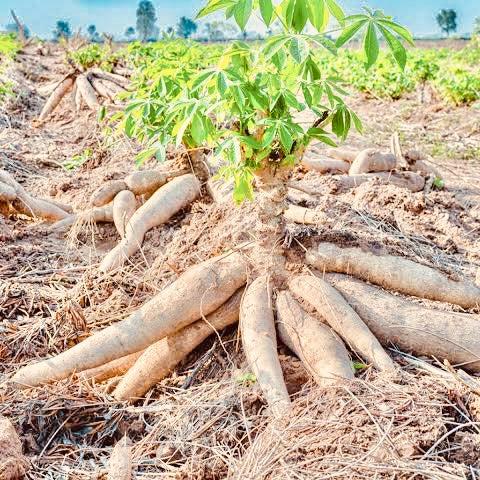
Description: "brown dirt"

(1, 44), (480, 479)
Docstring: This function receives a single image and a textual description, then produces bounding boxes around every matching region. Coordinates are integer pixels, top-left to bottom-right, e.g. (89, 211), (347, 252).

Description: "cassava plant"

(17, 1), (480, 420)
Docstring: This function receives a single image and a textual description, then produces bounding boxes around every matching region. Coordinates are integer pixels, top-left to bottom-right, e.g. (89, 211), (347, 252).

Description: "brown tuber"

(307, 242), (480, 310)
(11, 252), (247, 388)
(276, 291), (355, 386)
(349, 149), (397, 175)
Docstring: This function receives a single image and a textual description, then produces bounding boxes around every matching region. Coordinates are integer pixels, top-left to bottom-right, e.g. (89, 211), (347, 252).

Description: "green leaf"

(234, 0), (253, 30)
(350, 109), (363, 133)
(377, 24), (407, 69)
(191, 114), (205, 145)
(332, 109), (345, 138)
(289, 37), (309, 63)
(279, 124), (294, 153)
(197, 0), (235, 18)
(278, 0), (295, 28)
(233, 172), (254, 203)
(263, 35), (290, 60)
(135, 147), (157, 166)
(363, 22), (379, 69)
(259, 0), (274, 25)
(124, 115), (135, 138)
(292, 0), (309, 33)
(97, 105), (106, 122)
(308, 0), (329, 32)
(377, 19), (414, 45)
(335, 19), (366, 47)
(216, 71), (228, 95)
(326, 0), (345, 25)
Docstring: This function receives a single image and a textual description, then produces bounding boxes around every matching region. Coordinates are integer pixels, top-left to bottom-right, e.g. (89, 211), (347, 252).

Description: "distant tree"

(125, 26), (136, 40)
(136, 0), (157, 42)
(436, 9), (457, 37)
(474, 17), (480, 36)
(53, 20), (72, 40)
(87, 24), (101, 42)
(177, 17), (197, 39)
(204, 21), (237, 41)
(5, 23), (31, 39)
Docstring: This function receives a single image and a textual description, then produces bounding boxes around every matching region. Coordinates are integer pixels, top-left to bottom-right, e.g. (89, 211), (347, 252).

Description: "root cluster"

(38, 68), (129, 122)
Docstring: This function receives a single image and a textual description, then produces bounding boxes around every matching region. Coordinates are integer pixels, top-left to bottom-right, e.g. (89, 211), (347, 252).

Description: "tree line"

(3, 3), (479, 42)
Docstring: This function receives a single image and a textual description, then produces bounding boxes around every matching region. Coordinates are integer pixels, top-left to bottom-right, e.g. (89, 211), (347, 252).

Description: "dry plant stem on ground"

(11, 252), (247, 388)
(240, 276), (291, 418)
(100, 174), (201, 272)
(289, 275), (395, 371)
(307, 242), (480, 309)
(275, 291), (354, 385)
(107, 436), (132, 480)
(113, 288), (244, 401)
(0, 415), (28, 480)
(329, 274), (480, 370)
(349, 149), (397, 175)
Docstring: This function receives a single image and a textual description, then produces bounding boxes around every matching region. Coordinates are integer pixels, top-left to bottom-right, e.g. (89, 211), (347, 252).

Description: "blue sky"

(0, 0), (478, 38)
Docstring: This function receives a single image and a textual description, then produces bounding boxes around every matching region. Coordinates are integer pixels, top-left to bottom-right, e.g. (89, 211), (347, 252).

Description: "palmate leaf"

(336, 10), (413, 70)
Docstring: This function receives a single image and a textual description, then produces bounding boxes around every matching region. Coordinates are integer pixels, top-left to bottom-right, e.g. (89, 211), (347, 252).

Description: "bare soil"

(1, 45), (480, 479)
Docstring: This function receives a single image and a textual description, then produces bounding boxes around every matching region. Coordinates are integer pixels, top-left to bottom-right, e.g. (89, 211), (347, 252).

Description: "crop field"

(0, 1), (480, 477)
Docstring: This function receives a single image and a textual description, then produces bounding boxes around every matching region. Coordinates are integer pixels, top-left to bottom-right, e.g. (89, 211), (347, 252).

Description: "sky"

(0, 0), (478, 39)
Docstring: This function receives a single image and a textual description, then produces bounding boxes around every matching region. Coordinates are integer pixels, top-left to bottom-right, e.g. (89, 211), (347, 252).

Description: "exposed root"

(349, 149), (397, 175)
(38, 75), (74, 121)
(76, 73), (100, 110)
(240, 276), (291, 418)
(50, 204), (114, 234)
(90, 180), (128, 207)
(329, 273), (480, 371)
(0, 415), (28, 480)
(113, 190), (137, 238)
(307, 242), (480, 309)
(0, 182), (16, 202)
(289, 275), (395, 371)
(77, 350), (142, 383)
(0, 169), (70, 221)
(100, 174), (200, 273)
(302, 155), (350, 174)
(11, 252), (247, 388)
(113, 288), (243, 401)
(276, 291), (354, 385)
(325, 146), (360, 163)
(108, 436), (132, 480)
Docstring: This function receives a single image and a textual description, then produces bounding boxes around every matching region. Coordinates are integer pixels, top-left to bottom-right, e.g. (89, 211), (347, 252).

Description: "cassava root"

(240, 276), (291, 418)
(100, 174), (200, 272)
(113, 288), (243, 401)
(329, 274), (480, 371)
(288, 275), (395, 371)
(307, 242), (480, 310)
(276, 291), (354, 385)
(0, 169), (70, 221)
(11, 252), (247, 388)
(349, 149), (397, 175)
(113, 190), (137, 238)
